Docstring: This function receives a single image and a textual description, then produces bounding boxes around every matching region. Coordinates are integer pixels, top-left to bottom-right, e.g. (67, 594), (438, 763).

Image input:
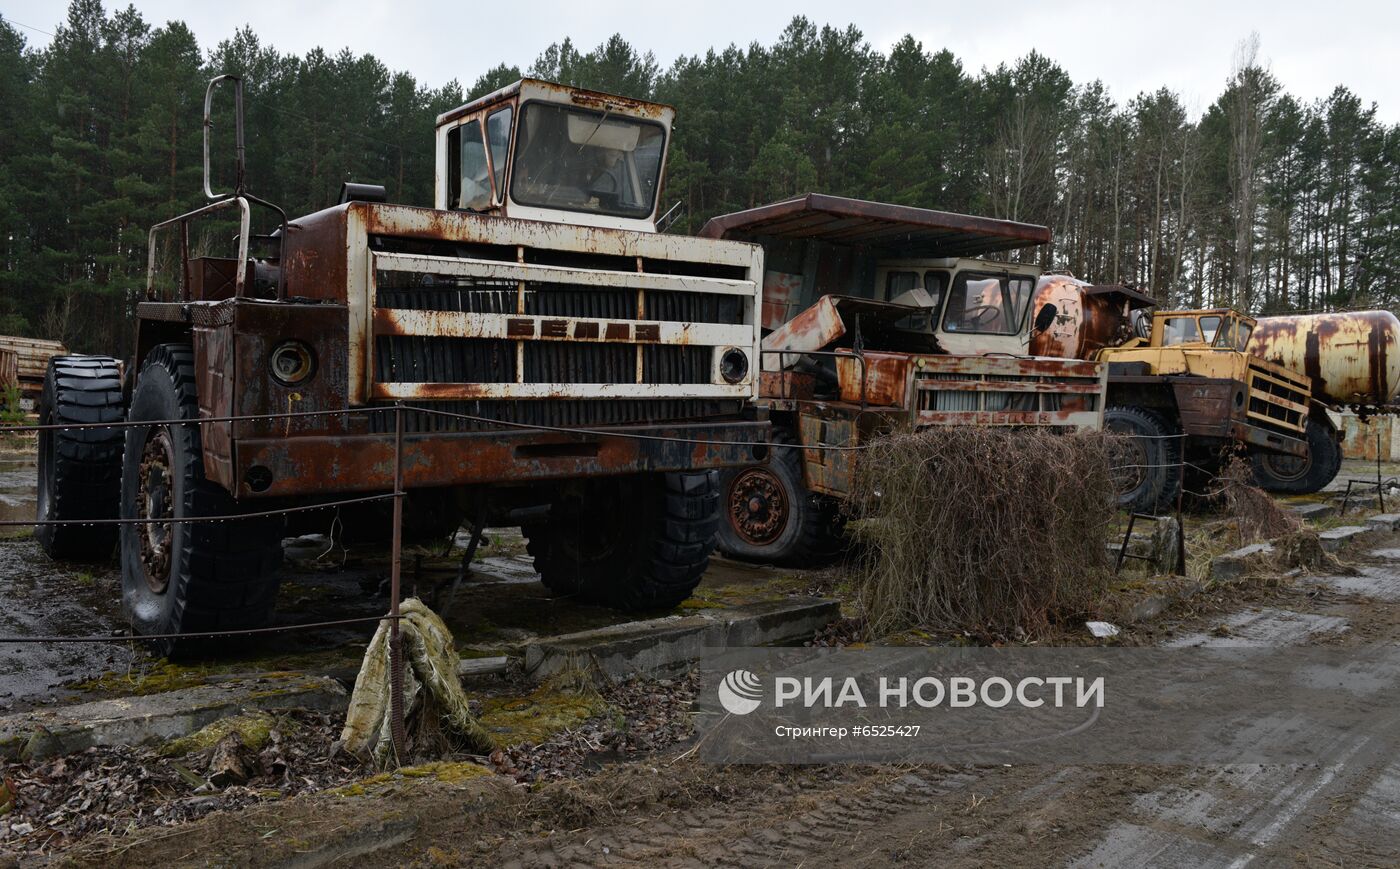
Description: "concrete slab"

(1289, 503), (1334, 521)
(0, 674), (346, 761)
(523, 597), (839, 681)
(468, 555), (540, 585)
(1367, 513), (1400, 532)
(1307, 569), (1400, 602)
(1164, 607), (1349, 648)
(1336, 494), (1383, 513)
(1320, 525), (1373, 552)
(1209, 543), (1275, 582)
(458, 655), (510, 677)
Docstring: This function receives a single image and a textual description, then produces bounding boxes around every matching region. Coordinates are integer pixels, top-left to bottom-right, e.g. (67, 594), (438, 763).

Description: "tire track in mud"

(491, 766), (979, 868)
(489, 540), (1400, 868)
(487, 763), (1180, 869)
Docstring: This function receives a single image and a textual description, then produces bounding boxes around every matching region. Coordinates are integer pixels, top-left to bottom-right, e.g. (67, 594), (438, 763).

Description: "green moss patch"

(477, 682), (608, 747)
(72, 662), (216, 696)
(331, 761), (491, 797)
(158, 712), (292, 757)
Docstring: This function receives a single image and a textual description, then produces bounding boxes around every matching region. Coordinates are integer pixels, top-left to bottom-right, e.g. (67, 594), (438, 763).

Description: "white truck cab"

(434, 78), (674, 234)
(873, 257), (1043, 356)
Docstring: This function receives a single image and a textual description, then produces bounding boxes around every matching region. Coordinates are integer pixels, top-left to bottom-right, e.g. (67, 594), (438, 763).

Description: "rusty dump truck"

(1033, 277), (1400, 508)
(697, 194), (1107, 564)
(35, 77), (768, 644)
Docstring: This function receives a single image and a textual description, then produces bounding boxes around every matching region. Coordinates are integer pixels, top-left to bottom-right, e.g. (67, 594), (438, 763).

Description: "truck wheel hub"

(728, 468), (787, 545)
(138, 430), (176, 593)
(1261, 451), (1309, 481)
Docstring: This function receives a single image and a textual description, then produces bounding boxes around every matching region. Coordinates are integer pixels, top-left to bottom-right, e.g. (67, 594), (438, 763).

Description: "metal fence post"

(1378, 431), (1386, 513)
(388, 402), (407, 760)
(1174, 451), (1187, 576)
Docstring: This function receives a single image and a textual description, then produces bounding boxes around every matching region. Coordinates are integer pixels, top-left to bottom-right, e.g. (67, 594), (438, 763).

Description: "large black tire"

(35, 356), (125, 561)
(523, 471), (719, 611)
(1252, 418), (1343, 494)
(119, 345), (284, 653)
(715, 429), (846, 566)
(1104, 406), (1183, 514)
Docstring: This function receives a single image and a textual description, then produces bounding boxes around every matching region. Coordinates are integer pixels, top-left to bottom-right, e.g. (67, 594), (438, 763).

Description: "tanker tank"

(1248, 311), (1400, 407)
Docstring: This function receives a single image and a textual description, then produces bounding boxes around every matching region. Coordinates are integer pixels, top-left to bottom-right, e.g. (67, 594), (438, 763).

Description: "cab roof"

(435, 78), (675, 128)
(698, 193), (1051, 258)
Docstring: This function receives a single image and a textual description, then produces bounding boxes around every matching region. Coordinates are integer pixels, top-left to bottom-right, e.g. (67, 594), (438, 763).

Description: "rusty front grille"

(1248, 364), (1309, 435)
(349, 207), (760, 426)
(917, 374), (1087, 415)
(374, 334), (711, 385)
(367, 398), (745, 432)
(374, 335), (516, 383)
(375, 272), (740, 325)
(906, 356), (1105, 429)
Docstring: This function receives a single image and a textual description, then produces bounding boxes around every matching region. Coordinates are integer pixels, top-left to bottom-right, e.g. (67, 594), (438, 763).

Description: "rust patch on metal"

(836, 352), (909, 407)
(194, 324), (235, 489)
(1250, 311), (1400, 406)
(232, 421), (765, 497)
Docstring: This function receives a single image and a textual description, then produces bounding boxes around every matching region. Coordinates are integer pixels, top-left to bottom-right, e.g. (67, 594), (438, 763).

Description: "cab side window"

(457, 119), (491, 211)
(485, 108), (513, 202)
(885, 271), (919, 299)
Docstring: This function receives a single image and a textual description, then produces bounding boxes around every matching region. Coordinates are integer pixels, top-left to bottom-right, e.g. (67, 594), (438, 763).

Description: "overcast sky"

(6, 0), (1398, 123)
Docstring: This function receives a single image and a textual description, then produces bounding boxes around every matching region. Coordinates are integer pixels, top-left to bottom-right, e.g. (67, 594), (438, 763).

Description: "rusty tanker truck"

(1033, 276), (1400, 509)
(35, 77), (770, 647)
(697, 194), (1108, 564)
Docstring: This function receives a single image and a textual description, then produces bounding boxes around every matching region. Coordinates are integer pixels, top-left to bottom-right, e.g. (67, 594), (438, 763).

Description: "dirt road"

(466, 541), (1400, 868)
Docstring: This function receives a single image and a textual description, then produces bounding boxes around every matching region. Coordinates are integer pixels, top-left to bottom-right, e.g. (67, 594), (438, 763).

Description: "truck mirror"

(1033, 303), (1058, 334)
(203, 75), (246, 200)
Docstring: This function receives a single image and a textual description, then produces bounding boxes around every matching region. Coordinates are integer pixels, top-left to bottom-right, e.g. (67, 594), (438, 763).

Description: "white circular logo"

(717, 669), (763, 715)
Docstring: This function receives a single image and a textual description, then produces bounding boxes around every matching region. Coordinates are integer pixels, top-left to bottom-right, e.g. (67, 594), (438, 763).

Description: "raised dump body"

(698, 193), (1107, 564)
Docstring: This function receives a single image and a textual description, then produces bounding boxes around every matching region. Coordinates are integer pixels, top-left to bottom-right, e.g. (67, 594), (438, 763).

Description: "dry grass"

(848, 427), (1118, 642)
(1211, 455), (1302, 543)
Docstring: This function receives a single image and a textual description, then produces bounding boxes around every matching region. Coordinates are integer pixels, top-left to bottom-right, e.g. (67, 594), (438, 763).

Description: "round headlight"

(270, 341), (316, 386)
(720, 347), (750, 384)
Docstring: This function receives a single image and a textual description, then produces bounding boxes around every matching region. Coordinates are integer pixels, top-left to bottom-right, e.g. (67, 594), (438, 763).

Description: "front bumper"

(232, 419), (769, 498)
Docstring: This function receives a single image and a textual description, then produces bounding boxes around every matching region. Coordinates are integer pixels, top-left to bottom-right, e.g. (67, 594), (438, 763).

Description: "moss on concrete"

(158, 711), (292, 757)
(331, 761), (491, 797)
(397, 760), (492, 784)
(72, 662), (217, 696)
(477, 680), (608, 747)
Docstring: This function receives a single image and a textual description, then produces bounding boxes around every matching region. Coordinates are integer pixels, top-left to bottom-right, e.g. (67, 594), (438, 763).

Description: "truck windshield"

(1162, 316), (1214, 345)
(942, 272), (1034, 335)
(510, 102), (665, 219)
